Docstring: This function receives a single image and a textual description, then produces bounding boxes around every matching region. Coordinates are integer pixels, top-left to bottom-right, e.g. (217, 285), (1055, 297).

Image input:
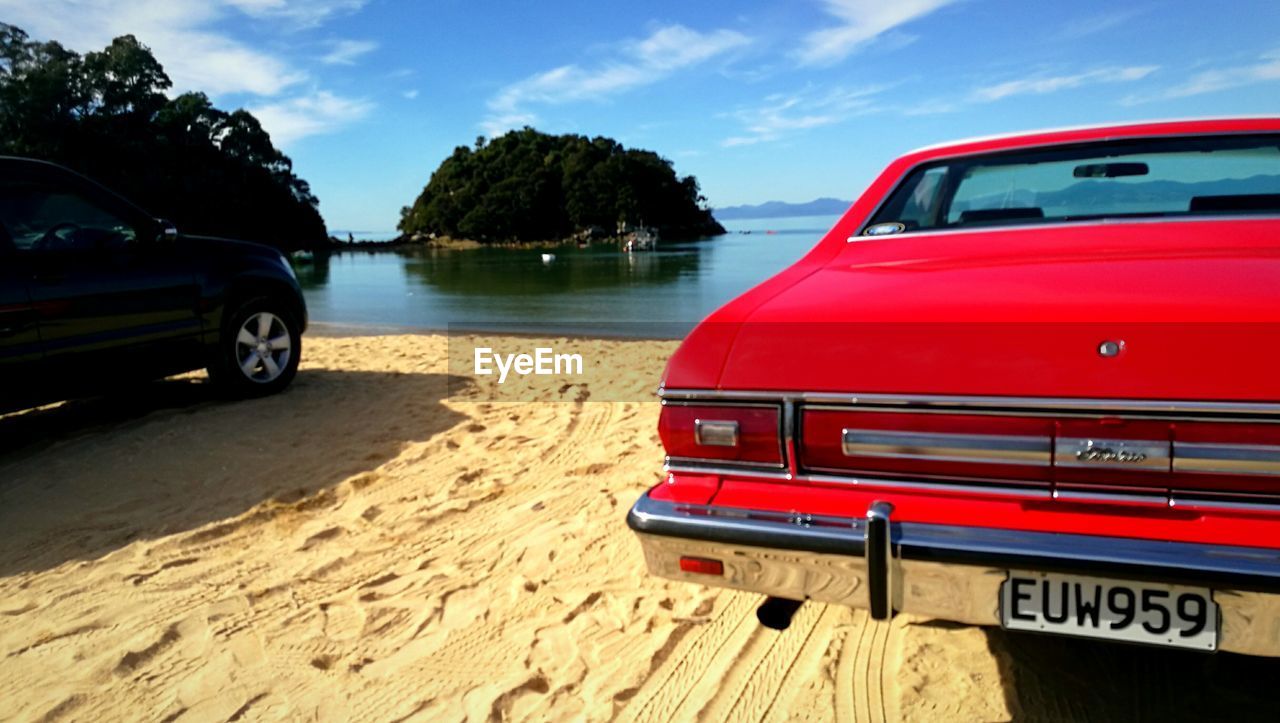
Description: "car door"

(0, 228), (43, 410)
(0, 162), (203, 395)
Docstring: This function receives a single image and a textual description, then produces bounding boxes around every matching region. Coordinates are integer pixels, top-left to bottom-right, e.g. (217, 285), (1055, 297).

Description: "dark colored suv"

(0, 157), (307, 413)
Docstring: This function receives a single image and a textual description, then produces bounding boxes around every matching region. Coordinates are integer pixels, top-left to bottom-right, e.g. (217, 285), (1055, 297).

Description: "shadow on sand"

(986, 626), (1280, 719)
(0, 368), (469, 578)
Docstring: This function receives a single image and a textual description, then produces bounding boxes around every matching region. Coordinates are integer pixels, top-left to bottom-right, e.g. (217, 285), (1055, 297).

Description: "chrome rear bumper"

(627, 492), (1280, 657)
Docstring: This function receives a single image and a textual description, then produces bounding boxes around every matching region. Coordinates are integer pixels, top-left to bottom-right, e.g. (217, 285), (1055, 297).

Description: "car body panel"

(637, 118), (1280, 654)
(711, 219), (1280, 400)
(0, 236), (43, 406)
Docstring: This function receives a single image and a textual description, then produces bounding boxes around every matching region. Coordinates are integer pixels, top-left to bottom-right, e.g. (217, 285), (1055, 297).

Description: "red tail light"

(795, 406), (1280, 500)
(802, 409), (1053, 483)
(659, 403), (782, 466)
(678, 556), (724, 575)
(1173, 421), (1280, 496)
(1055, 419), (1171, 491)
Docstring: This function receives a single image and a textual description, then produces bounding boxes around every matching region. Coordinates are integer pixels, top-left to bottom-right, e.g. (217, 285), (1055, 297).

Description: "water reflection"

(297, 215), (838, 335)
(400, 243), (701, 296)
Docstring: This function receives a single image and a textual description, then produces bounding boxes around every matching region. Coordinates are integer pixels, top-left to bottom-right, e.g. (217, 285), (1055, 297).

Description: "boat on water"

(624, 227), (658, 252)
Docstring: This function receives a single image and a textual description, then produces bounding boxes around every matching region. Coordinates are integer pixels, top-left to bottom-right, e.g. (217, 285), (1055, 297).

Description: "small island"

(397, 128), (725, 246)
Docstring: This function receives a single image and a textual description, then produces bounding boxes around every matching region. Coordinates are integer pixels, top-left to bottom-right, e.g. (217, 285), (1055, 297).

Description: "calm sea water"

(303, 214), (841, 338)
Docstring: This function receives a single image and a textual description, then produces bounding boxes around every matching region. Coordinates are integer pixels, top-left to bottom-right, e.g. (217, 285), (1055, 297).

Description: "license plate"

(1000, 570), (1218, 651)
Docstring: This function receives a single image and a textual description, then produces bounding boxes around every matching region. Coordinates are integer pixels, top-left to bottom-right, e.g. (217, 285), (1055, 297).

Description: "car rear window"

(864, 134), (1280, 235)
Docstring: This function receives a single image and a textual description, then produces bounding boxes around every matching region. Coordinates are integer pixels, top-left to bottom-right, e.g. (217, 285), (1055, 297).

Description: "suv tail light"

(659, 403), (782, 466)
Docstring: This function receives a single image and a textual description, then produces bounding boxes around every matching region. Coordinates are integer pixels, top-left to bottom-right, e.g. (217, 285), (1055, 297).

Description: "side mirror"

(155, 219), (179, 242)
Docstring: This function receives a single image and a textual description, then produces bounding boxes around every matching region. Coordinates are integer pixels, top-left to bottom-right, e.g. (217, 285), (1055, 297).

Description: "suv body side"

(0, 157), (305, 411)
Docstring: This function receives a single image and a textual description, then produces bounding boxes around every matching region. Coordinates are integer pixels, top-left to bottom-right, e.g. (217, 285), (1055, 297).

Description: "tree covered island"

(398, 129), (725, 245)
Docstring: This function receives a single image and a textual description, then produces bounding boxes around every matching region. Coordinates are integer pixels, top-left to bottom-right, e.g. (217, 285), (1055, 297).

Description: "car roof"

(0, 155), (75, 170)
(0, 156), (155, 219)
(902, 116), (1280, 162)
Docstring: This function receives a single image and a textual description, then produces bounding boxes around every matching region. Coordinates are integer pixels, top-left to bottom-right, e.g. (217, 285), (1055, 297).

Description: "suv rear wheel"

(208, 297), (301, 397)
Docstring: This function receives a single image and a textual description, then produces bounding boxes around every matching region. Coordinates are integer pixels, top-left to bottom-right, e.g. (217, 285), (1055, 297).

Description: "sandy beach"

(1, 333), (1276, 721)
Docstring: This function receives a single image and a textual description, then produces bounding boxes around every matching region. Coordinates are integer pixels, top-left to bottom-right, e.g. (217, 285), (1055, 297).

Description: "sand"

(1, 333), (1276, 721)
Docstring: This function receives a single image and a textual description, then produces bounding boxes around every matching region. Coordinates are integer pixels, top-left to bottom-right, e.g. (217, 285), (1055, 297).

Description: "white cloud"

(722, 85), (888, 146)
(796, 0), (957, 66)
(248, 90), (373, 146)
(483, 24), (751, 136)
(970, 66), (1158, 102)
(0, 0), (374, 143)
(224, 0), (368, 28)
(402, 89), (420, 100)
(1124, 50), (1280, 104)
(1055, 8), (1145, 40)
(321, 39), (378, 65)
(628, 24), (752, 71)
(0, 0), (305, 96)
(481, 112), (540, 139)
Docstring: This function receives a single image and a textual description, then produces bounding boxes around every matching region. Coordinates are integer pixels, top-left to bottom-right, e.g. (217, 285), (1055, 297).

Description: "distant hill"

(713, 197), (851, 220)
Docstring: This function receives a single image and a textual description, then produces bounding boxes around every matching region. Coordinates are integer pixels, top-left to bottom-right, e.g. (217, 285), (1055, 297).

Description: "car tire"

(208, 296), (301, 398)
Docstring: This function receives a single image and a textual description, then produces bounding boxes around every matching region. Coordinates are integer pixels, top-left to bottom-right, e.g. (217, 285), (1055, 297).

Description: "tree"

(399, 127), (724, 242)
(0, 23), (327, 250)
(82, 34), (170, 117)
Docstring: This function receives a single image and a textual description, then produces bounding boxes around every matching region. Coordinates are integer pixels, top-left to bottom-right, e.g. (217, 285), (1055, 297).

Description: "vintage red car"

(628, 118), (1280, 655)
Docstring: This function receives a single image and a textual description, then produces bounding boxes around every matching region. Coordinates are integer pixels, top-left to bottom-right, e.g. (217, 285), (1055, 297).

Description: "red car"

(628, 118), (1280, 656)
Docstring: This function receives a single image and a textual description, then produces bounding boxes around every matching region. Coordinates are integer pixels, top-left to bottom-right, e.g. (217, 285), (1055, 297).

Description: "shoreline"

(319, 229), (728, 251)
(305, 320), (696, 342)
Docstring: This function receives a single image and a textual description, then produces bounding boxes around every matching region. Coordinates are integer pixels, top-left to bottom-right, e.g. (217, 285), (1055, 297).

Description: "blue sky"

(4, 0), (1280, 232)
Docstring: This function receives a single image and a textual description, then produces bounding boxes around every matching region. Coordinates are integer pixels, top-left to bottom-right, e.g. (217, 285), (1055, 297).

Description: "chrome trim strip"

(663, 463), (1049, 498)
(664, 463), (1280, 511)
(1174, 442), (1280, 476)
(660, 398), (781, 409)
(658, 388), (1280, 417)
(842, 428), (1051, 466)
(783, 400), (798, 478)
(627, 493), (1280, 593)
(908, 121), (1280, 154)
(807, 404), (1280, 425)
(1055, 437), (1171, 471)
(796, 472), (1049, 499)
(1053, 489), (1170, 507)
(853, 213), (1280, 242)
(664, 461), (792, 480)
(1172, 496), (1280, 514)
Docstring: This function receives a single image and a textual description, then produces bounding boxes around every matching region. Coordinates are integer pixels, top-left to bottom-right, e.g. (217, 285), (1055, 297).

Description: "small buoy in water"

(541, 253), (556, 263)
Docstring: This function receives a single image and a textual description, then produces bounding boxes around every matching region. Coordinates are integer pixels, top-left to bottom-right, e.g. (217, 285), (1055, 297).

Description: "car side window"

(898, 167), (948, 230)
(0, 180), (138, 253)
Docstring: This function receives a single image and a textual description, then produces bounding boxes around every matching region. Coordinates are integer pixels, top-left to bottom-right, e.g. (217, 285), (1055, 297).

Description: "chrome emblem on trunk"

(1075, 444), (1147, 464)
(1056, 438), (1170, 471)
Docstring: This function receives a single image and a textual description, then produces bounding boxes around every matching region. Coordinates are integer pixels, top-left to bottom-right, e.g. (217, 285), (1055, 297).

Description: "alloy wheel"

(234, 311), (292, 383)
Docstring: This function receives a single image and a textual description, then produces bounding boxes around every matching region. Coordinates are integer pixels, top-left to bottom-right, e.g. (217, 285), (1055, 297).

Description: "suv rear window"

(865, 134), (1280, 235)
